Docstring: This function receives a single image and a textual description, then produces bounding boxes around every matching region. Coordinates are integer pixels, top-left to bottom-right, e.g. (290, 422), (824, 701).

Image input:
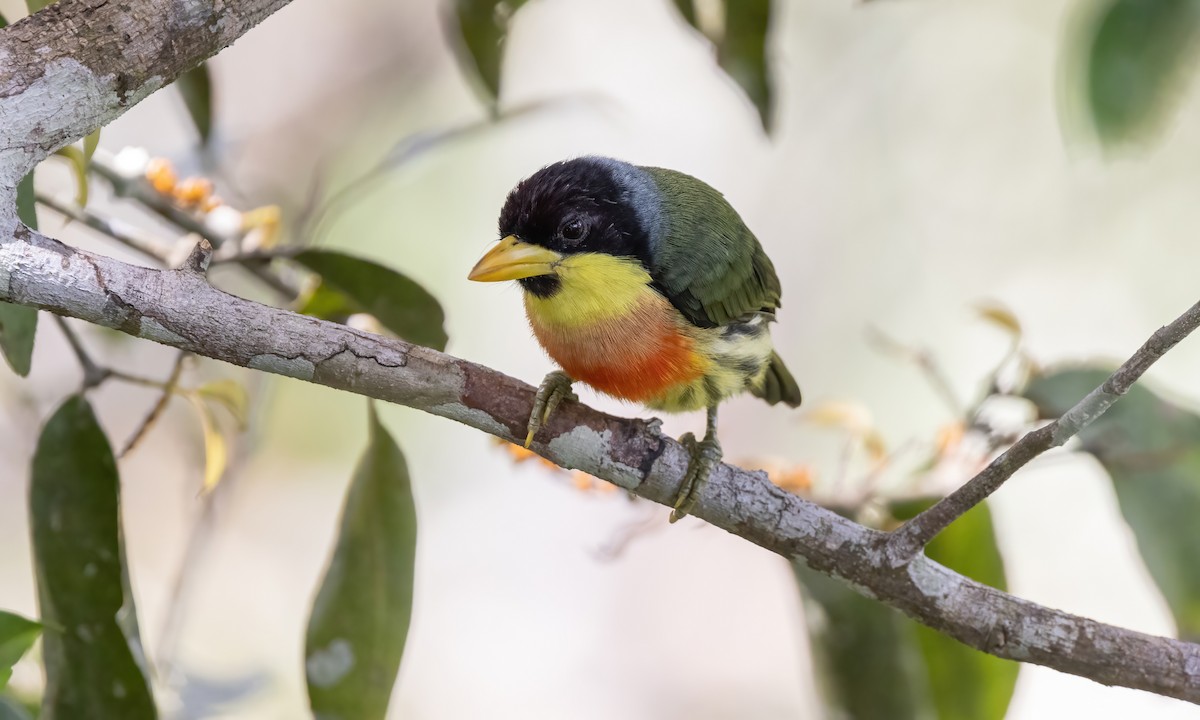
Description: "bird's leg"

(525, 370), (577, 448)
(669, 405), (722, 523)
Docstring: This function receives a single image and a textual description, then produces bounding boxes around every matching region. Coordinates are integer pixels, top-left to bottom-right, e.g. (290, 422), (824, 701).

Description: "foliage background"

(2, 0), (1200, 717)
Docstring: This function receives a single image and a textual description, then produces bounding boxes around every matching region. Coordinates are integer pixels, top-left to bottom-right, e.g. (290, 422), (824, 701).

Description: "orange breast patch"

(527, 293), (706, 403)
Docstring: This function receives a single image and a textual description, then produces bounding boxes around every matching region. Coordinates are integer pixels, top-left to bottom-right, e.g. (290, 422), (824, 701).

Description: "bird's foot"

(669, 431), (722, 523)
(525, 370), (576, 448)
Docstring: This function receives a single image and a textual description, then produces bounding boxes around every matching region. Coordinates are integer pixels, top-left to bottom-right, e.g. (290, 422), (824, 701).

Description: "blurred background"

(3, 0), (1200, 717)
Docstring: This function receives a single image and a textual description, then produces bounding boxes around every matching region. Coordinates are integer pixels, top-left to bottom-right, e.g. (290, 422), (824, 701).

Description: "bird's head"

(468, 157), (663, 298)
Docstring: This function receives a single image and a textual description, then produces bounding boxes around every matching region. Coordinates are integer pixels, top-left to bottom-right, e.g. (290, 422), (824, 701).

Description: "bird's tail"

(751, 351), (803, 408)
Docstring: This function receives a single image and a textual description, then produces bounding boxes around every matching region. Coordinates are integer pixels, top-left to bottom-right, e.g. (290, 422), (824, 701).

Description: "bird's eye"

(560, 218), (587, 242)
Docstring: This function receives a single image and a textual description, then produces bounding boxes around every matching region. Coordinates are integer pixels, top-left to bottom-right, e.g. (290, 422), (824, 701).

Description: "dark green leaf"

(451, 0), (526, 107)
(0, 612), (41, 690)
(15, 173), (35, 230)
(31, 396), (156, 719)
(672, 0), (698, 28)
(293, 250), (448, 351)
(895, 500), (1018, 720)
(306, 403), (417, 720)
(720, 0), (774, 133)
(176, 63), (213, 144)
(793, 562), (932, 720)
(0, 11), (7, 28)
(0, 303), (37, 378)
(1024, 367), (1200, 639)
(1081, 0), (1200, 146)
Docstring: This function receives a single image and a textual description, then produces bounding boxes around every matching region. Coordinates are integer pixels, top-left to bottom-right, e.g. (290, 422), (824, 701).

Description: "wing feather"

(642, 167), (782, 328)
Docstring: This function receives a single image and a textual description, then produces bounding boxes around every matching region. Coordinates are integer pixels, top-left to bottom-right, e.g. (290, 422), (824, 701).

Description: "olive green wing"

(641, 167), (782, 328)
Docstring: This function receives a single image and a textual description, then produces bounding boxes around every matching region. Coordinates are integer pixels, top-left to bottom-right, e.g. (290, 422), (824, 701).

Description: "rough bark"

(1, 0), (1199, 706)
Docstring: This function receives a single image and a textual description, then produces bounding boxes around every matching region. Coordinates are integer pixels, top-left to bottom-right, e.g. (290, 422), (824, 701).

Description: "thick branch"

(0, 232), (1197, 703)
(0, 0), (1198, 705)
(887, 300), (1200, 563)
(0, 0), (294, 182)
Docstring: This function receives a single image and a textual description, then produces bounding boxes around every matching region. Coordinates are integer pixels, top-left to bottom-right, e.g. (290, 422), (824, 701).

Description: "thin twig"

(87, 156), (302, 299)
(53, 316), (109, 388)
(119, 351), (188, 458)
(886, 298), (1200, 564)
(37, 193), (173, 264)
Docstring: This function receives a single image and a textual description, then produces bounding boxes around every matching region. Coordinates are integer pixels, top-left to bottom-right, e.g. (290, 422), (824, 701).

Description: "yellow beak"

(468, 235), (563, 282)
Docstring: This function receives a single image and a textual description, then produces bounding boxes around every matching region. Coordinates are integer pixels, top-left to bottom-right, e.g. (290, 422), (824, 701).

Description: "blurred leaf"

(0, 612), (41, 690)
(0, 11), (7, 27)
(793, 562), (932, 719)
(893, 500), (1018, 720)
(294, 250), (448, 351)
(0, 172), (39, 377)
(975, 301), (1022, 338)
(0, 303), (37, 378)
(451, 0), (527, 107)
(0, 697), (33, 720)
(1080, 0), (1200, 147)
(306, 404), (417, 720)
(15, 173), (35, 230)
(30, 396), (156, 719)
(176, 63), (213, 144)
(1024, 367), (1200, 639)
(185, 394), (229, 494)
(53, 146), (89, 207)
(24, 0), (54, 12)
(194, 379), (249, 430)
(673, 0), (697, 28)
(83, 130), (101, 164)
(720, 0), (774, 132)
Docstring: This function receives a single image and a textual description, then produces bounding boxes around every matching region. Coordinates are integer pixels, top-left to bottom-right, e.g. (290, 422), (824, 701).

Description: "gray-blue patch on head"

(583, 156), (665, 255)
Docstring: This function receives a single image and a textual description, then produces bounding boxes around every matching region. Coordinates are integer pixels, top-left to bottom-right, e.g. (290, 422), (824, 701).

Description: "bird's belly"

(525, 291), (773, 412)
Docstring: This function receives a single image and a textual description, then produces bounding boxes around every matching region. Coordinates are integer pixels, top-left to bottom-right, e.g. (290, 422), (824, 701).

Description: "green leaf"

(24, 0), (54, 12)
(672, 0), (698, 28)
(793, 562), (932, 719)
(293, 250), (448, 351)
(720, 0), (774, 133)
(15, 172), (35, 230)
(306, 403), (417, 720)
(0, 303), (37, 378)
(1080, 0), (1200, 147)
(451, 0), (527, 107)
(31, 396), (156, 719)
(0, 11), (7, 28)
(1023, 367), (1200, 640)
(176, 63), (213, 144)
(0, 612), (41, 690)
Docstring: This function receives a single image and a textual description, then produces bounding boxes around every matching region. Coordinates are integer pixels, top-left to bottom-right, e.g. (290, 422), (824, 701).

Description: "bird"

(468, 156), (801, 522)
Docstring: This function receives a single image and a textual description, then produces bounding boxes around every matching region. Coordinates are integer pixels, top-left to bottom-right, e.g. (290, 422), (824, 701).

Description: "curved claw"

(525, 370), (576, 448)
(669, 426), (722, 523)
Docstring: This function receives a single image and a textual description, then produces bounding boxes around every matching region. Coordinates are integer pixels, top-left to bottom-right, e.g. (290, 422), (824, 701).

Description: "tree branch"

(0, 0), (294, 183)
(2, 0), (1199, 706)
(0, 231), (1197, 703)
(886, 299), (1200, 564)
